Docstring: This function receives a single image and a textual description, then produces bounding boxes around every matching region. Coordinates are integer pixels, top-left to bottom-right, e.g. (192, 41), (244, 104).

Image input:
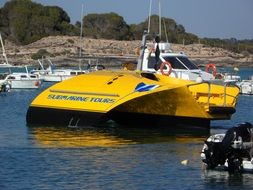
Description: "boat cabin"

(140, 42), (214, 81)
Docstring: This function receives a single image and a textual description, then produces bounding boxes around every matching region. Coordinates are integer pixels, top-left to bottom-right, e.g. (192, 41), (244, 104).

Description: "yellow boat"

(26, 69), (239, 129)
(26, 34), (240, 130)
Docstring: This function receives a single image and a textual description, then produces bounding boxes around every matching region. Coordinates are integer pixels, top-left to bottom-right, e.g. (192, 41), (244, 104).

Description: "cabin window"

(163, 57), (187, 69)
(96, 65), (105, 70)
(21, 75), (27, 78)
(70, 72), (76, 75)
(177, 57), (198, 70)
(8, 76), (16, 79)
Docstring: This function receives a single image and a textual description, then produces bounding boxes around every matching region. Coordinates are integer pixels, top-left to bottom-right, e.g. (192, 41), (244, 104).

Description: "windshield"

(147, 56), (199, 70)
(164, 56), (199, 70)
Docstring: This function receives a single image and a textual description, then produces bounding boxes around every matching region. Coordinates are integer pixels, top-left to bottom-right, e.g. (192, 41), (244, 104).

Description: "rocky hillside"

(3, 35), (253, 68)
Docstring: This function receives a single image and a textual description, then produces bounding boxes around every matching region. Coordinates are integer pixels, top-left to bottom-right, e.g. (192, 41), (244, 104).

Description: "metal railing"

(187, 81), (239, 108)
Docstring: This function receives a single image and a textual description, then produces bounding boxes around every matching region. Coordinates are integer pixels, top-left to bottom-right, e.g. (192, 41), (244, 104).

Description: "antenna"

(163, 19), (168, 42)
(79, 4), (84, 58)
(147, 0), (152, 34)
(159, 0), (161, 37)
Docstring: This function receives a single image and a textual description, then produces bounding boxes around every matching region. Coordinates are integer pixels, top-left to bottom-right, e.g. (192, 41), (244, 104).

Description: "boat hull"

(26, 106), (107, 127)
(9, 79), (41, 89)
(42, 75), (73, 82)
(26, 106), (210, 130)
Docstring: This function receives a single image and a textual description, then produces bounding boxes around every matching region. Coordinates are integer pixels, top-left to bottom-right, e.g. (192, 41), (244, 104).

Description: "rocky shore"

(3, 35), (253, 68)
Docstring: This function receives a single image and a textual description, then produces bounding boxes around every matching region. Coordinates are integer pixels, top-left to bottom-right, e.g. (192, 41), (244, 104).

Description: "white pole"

(147, 0), (152, 34)
(79, 4), (84, 58)
(163, 19), (168, 42)
(159, 0), (161, 37)
(0, 33), (9, 65)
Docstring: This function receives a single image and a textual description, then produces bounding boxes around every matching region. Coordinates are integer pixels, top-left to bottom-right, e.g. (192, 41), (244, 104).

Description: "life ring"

(205, 63), (217, 77)
(160, 61), (172, 76)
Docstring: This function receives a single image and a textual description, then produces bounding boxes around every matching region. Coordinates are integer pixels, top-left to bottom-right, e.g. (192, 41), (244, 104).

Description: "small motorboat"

(31, 58), (105, 82)
(31, 58), (89, 82)
(0, 72), (42, 89)
(237, 76), (253, 95)
(201, 122), (253, 173)
(0, 65), (42, 89)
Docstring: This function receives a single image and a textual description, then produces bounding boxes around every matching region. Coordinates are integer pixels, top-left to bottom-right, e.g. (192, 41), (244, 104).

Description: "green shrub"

(31, 49), (51, 60)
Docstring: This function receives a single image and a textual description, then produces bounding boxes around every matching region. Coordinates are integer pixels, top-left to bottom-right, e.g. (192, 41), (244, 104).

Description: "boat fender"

(35, 80), (40, 87)
(160, 61), (172, 76)
(205, 63), (217, 77)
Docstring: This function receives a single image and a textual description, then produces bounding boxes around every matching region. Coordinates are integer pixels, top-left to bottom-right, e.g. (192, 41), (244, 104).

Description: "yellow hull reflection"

(30, 127), (136, 148)
(29, 126), (208, 148)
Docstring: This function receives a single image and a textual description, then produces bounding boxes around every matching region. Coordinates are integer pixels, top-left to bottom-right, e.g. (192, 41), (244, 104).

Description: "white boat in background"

(237, 76), (253, 95)
(0, 66), (42, 89)
(31, 58), (104, 82)
(31, 58), (88, 82)
(0, 33), (13, 68)
(40, 68), (87, 82)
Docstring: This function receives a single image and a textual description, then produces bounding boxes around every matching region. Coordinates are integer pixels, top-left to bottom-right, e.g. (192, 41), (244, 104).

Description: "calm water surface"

(1, 68), (253, 190)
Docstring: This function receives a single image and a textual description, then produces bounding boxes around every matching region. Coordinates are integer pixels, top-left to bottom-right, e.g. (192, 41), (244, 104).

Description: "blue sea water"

(1, 68), (253, 190)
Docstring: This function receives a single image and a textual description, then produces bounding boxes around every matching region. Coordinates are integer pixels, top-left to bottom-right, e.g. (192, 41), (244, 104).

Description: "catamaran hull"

(26, 106), (107, 126)
(26, 106), (210, 130)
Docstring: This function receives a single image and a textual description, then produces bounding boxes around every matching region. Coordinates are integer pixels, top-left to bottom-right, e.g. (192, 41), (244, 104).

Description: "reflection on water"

(202, 170), (253, 189)
(28, 124), (207, 148)
(29, 126), (135, 147)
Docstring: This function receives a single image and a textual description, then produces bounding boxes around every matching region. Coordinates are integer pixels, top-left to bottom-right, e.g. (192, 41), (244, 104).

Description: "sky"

(0, 0), (253, 40)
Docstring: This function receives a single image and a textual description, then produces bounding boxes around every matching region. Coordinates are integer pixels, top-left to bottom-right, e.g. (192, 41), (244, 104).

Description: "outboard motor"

(201, 122), (253, 173)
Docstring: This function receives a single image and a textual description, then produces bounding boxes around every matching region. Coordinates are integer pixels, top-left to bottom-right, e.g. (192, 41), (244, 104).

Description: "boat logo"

(135, 82), (159, 92)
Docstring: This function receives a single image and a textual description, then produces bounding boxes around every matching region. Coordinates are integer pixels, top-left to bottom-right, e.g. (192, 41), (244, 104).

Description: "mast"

(163, 19), (168, 42)
(79, 4), (84, 70)
(0, 33), (9, 65)
(79, 4), (84, 58)
(147, 0), (152, 34)
(158, 0), (161, 37)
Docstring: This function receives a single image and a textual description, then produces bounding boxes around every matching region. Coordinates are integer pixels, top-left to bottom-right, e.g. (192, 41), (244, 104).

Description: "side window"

(8, 76), (16, 80)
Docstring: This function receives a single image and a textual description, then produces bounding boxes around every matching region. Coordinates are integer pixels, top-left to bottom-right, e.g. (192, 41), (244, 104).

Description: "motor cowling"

(201, 122), (253, 172)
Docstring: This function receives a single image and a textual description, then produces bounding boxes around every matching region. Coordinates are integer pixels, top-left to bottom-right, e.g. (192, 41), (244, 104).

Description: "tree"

(129, 15), (198, 44)
(0, 0), (76, 44)
(83, 12), (133, 40)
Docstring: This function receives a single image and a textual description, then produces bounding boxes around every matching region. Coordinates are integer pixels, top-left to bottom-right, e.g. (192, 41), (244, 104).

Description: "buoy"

(181, 159), (189, 166)
(234, 67), (239, 72)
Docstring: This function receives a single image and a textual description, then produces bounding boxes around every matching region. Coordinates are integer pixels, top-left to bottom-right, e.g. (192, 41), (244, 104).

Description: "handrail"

(187, 81), (239, 108)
